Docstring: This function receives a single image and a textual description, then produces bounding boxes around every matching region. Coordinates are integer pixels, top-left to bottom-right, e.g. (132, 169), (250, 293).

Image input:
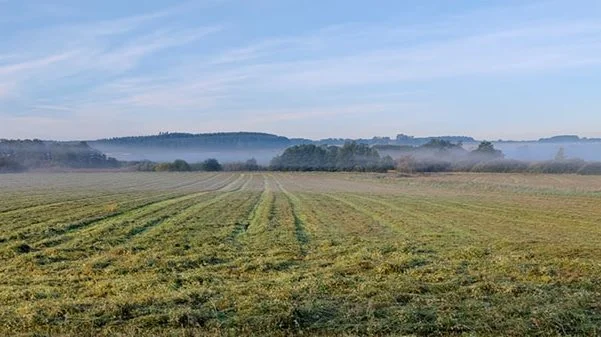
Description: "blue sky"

(1, 0), (600, 140)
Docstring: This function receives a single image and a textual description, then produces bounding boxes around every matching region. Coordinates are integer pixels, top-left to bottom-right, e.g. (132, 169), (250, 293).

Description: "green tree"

(421, 139), (458, 150)
(202, 158), (223, 171)
(154, 163), (172, 172)
(172, 159), (191, 171)
(270, 142), (389, 172)
(471, 141), (504, 159)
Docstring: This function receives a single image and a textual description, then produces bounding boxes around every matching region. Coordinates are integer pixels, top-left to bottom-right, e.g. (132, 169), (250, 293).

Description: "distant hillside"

(313, 134), (477, 146)
(394, 134), (477, 146)
(537, 135), (601, 143)
(93, 132), (311, 149)
(90, 132), (313, 164)
(3, 132), (600, 170)
(92, 132), (480, 149)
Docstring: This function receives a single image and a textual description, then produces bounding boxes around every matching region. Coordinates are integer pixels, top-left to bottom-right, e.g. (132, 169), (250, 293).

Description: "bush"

(201, 159), (223, 172)
(0, 158), (26, 173)
(171, 159), (191, 172)
(223, 159), (260, 171)
(132, 160), (156, 172)
(528, 159), (586, 174)
(154, 163), (172, 172)
(578, 162), (601, 175)
(451, 160), (478, 172)
(396, 156), (452, 173)
(150, 160), (192, 172)
(471, 159), (529, 173)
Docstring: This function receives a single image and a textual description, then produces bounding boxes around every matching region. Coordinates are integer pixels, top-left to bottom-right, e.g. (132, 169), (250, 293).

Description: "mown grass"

(0, 172), (600, 336)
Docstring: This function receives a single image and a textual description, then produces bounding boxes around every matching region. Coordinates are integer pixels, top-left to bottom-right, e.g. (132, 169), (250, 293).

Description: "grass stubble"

(0, 172), (600, 336)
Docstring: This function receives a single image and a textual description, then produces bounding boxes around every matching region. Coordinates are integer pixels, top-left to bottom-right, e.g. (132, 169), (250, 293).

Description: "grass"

(0, 172), (600, 336)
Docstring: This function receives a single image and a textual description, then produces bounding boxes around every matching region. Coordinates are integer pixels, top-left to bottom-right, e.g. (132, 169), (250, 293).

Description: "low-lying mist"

(92, 141), (601, 166)
(91, 145), (282, 166)
(492, 142), (601, 162)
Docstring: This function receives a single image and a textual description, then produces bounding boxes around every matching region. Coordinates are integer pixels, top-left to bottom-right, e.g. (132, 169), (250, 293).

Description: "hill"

(93, 132), (311, 149)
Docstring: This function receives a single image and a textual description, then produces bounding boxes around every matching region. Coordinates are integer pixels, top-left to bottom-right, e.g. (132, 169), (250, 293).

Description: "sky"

(1, 0), (601, 141)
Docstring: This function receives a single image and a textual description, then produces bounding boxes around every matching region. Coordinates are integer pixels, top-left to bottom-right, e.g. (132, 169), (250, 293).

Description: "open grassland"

(1, 172), (601, 336)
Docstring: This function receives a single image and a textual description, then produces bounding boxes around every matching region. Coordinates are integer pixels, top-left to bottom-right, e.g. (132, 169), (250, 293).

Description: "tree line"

(94, 132), (307, 149)
(132, 158), (261, 172)
(270, 142), (394, 172)
(393, 141), (601, 175)
(3, 139), (601, 175)
(0, 140), (119, 172)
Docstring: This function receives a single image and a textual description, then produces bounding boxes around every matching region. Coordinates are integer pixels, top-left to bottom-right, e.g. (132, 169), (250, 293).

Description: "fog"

(491, 142), (601, 162)
(92, 145), (283, 165)
(92, 141), (601, 166)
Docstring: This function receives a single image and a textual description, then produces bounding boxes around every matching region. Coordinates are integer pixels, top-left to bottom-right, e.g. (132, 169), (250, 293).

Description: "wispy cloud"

(1, 0), (601, 139)
(89, 25), (223, 73)
(0, 2), (223, 109)
(0, 51), (79, 76)
(30, 104), (76, 113)
(233, 21), (601, 89)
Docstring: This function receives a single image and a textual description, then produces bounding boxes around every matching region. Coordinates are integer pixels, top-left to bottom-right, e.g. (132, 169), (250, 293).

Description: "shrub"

(528, 159), (586, 174)
(154, 163), (172, 172)
(451, 160), (478, 172)
(171, 159), (191, 172)
(0, 158), (26, 173)
(201, 159), (223, 172)
(396, 156), (452, 173)
(577, 162), (601, 175)
(471, 159), (529, 173)
(223, 159), (260, 171)
(133, 160), (157, 172)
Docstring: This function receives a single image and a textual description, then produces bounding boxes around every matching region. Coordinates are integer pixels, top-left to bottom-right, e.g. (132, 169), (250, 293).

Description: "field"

(1, 172), (601, 336)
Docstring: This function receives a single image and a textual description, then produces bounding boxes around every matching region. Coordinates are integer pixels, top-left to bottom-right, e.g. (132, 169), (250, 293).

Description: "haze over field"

(1, 0), (601, 141)
(91, 136), (601, 164)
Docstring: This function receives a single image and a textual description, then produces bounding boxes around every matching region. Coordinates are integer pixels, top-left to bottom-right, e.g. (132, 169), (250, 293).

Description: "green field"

(1, 172), (601, 336)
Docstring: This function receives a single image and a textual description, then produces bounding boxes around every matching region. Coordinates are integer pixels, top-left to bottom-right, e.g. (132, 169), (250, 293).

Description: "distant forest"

(93, 132), (601, 150)
(2, 132), (601, 174)
(271, 142), (395, 172)
(93, 132), (310, 149)
(0, 140), (119, 172)
(129, 139), (601, 175)
(93, 131), (482, 149)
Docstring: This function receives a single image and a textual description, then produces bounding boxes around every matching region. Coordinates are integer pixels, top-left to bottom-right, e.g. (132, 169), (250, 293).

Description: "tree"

(0, 158), (26, 173)
(154, 163), (172, 172)
(421, 139), (458, 150)
(172, 159), (191, 171)
(476, 141), (494, 152)
(202, 158), (223, 171)
(270, 142), (388, 172)
(0, 139), (120, 170)
(245, 158), (259, 171)
(379, 155), (395, 172)
(270, 144), (329, 171)
(470, 141), (504, 159)
(222, 158), (261, 171)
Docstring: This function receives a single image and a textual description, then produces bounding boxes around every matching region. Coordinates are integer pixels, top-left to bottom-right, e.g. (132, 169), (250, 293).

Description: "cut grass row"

(0, 172), (600, 336)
